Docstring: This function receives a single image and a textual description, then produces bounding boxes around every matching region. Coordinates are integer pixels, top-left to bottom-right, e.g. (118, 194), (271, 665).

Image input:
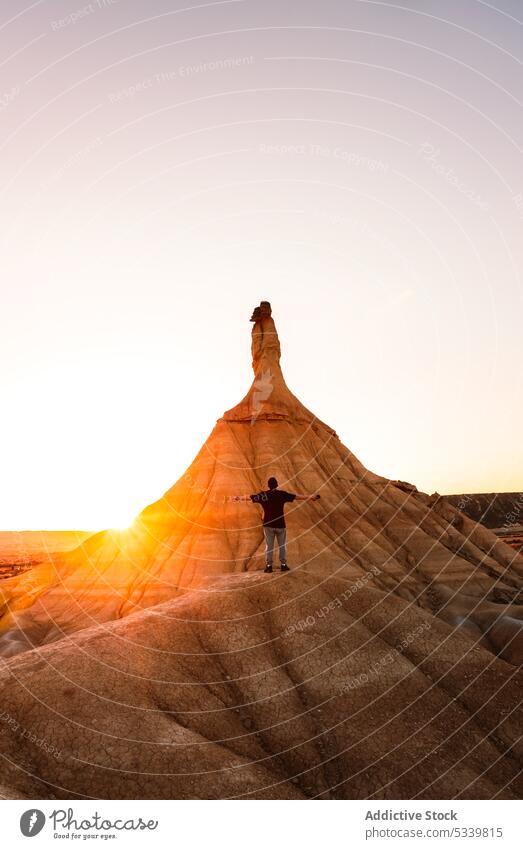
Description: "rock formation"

(0, 301), (522, 799)
(448, 493), (523, 554)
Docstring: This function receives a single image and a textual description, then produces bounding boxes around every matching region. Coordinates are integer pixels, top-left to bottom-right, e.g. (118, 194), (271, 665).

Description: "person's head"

(267, 477), (278, 490)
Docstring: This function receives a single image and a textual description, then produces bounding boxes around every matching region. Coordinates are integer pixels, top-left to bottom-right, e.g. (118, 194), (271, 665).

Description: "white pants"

(263, 527), (287, 566)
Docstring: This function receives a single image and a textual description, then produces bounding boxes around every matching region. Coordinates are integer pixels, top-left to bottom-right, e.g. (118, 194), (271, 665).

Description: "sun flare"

(107, 512), (139, 534)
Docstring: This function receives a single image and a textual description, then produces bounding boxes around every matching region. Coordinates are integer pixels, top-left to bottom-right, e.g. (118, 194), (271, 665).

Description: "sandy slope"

(0, 302), (521, 798)
(0, 570), (521, 799)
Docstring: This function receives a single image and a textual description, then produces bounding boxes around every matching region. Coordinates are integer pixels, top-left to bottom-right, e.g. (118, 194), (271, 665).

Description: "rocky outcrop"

(447, 492), (523, 530)
(0, 303), (522, 662)
(0, 301), (522, 799)
(0, 570), (521, 800)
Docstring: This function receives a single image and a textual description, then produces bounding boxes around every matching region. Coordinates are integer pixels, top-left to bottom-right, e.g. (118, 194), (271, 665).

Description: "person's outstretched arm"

(294, 493), (321, 502)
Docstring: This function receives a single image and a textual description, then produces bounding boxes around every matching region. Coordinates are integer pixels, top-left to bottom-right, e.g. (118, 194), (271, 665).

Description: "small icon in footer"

(20, 809), (46, 837)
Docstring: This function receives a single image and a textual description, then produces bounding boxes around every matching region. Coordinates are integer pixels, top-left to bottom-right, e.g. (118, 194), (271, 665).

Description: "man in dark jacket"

(227, 477), (320, 573)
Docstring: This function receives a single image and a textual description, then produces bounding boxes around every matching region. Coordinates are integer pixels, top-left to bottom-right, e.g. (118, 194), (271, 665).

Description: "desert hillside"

(447, 494), (523, 555)
(0, 531), (92, 580)
(1, 569), (521, 800)
(0, 302), (521, 800)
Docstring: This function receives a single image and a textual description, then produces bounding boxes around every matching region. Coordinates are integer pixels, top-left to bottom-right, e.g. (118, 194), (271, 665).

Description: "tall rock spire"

(222, 301), (335, 432)
(0, 300), (521, 672)
(1, 300), (522, 801)
(249, 300), (282, 376)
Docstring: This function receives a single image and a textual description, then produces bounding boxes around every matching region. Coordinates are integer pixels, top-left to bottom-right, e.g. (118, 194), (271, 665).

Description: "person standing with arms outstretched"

(226, 477), (321, 573)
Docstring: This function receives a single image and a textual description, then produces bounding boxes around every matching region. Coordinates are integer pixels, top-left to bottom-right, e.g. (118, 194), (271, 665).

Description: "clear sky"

(1, 0), (522, 529)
